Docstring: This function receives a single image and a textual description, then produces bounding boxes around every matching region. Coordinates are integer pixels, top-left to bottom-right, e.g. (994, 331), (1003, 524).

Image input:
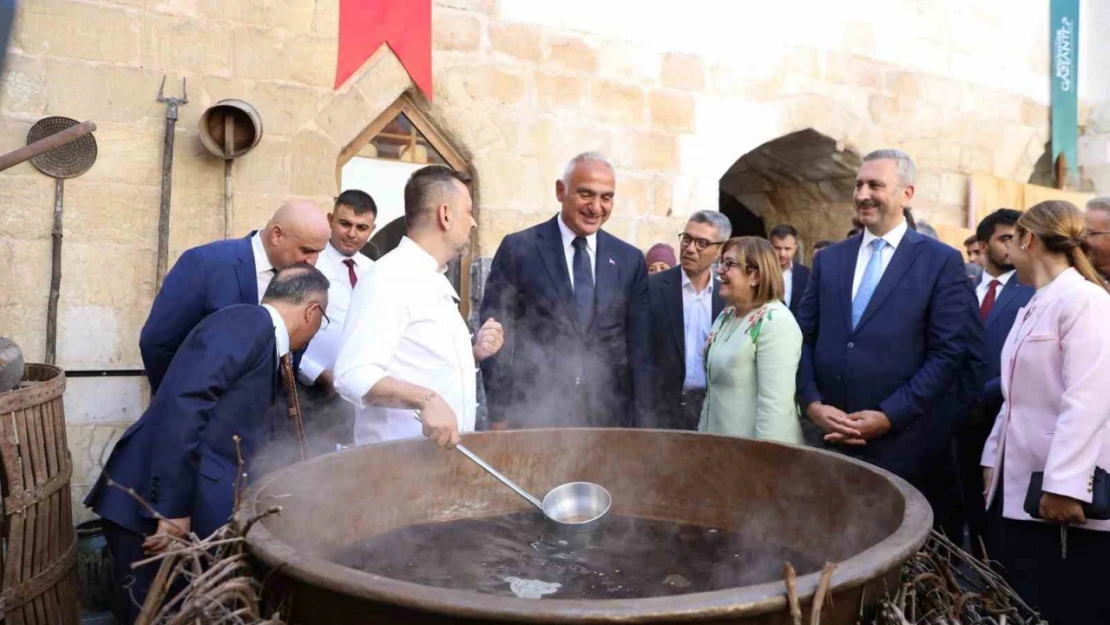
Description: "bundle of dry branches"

(869, 531), (1046, 625)
(107, 436), (285, 625)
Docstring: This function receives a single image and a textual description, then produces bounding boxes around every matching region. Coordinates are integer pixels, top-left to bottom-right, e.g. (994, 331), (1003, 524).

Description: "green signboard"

(1050, 0), (1079, 175)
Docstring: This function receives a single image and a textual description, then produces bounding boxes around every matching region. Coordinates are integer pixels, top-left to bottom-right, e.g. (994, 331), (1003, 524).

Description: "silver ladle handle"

(412, 412), (544, 511)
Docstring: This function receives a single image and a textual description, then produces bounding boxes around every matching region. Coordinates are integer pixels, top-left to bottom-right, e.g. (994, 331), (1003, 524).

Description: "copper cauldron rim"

(243, 428), (933, 623)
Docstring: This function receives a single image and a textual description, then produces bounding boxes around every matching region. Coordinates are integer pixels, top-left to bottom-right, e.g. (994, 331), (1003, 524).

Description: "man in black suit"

(480, 152), (652, 428)
(646, 211), (729, 430)
(770, 224), (811, 314)
(953, 208), (1033, 552)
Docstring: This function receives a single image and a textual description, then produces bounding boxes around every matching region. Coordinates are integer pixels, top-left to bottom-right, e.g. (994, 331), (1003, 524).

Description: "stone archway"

(719, 129), (861, 261)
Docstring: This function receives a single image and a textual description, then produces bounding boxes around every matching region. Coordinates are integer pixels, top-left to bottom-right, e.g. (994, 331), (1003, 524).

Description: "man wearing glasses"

(85, 265), (331, 625)
(1086, 198), (1110, 283)
(645, 211), (731, 430)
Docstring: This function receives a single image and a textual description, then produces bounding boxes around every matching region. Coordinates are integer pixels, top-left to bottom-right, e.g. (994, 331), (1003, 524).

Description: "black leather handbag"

(1024, 467), (1110, 521)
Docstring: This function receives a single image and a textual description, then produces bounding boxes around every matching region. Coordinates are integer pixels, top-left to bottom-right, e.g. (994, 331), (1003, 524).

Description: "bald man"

(140, 202), (329, 392)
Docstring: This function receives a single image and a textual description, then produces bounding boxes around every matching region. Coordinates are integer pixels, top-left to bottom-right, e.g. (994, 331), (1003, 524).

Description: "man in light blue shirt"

(646, 210), (730, 429)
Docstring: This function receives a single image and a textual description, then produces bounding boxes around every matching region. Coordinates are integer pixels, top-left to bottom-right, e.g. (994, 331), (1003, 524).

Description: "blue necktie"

(852, 239), (887, 330)
(572, 237), (595, 329)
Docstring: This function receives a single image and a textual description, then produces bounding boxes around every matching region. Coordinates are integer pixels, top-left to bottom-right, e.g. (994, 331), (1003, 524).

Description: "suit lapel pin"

(609, 258), (615, 265)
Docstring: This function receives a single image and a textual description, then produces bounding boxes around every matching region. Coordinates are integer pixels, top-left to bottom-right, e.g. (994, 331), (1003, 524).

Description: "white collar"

(261, 304), (290, 358)
(557, 213), (597, 252)
(980, 268), (1016, 289)
(861, 218), (909, 251)
(783, 262), (793, 275)
(251, 230), (274, 275)
(324, 240), (367, 268)
(396, 237), (458, 298)
(397, 236), (442, 273)
(680, 268), (712, 296)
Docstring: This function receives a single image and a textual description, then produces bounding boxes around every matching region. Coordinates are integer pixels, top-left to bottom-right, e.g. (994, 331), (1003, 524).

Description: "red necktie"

(979, 279), (1000, 320)
(343, 258), (358, 288)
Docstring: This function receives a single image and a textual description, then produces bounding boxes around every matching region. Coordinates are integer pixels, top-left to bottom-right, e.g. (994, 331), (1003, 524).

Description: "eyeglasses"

(311, 302), (331, 330)
(678, 233), (726, 252)
(717, 257), (755, 274)
(1090, 230), (1110, 237)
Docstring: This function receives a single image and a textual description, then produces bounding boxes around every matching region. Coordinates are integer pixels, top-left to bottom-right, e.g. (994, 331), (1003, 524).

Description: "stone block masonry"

(0, 0), (1089, 510)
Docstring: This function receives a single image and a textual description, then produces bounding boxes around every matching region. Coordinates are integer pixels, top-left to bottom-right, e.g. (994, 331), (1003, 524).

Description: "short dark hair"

(813, 239), (835, 251)
(404, 165), (472, 228)
(846, 228), (861, 238)
(964, 235), (979, 246)
(976, 208), (1022, 244)
(262, 264), (330, 305)
(335, 189), (377, 217)
(768, 224), (799, 241)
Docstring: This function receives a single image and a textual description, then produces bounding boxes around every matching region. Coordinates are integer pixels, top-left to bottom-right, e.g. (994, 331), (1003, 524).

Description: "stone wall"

(0, 0), (1096, 521)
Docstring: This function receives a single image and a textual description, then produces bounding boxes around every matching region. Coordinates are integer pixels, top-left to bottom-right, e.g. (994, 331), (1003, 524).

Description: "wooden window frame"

(335, 94), (475, 319)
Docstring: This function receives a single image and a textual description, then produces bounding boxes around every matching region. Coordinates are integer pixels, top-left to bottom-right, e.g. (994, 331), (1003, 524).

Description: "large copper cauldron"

(243, 429), (931, 624)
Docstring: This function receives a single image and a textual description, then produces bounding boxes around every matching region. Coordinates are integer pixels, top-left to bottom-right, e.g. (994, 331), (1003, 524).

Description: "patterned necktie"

(343, 258), (358, 288)
(852, 238), (887, 330)
(279, 353), (308, 461)
(572, 237), (595, 329)
(979, 279), (1001, 320)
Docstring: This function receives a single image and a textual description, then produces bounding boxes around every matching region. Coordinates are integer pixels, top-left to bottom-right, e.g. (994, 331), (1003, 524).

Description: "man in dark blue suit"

(954, 208), (1033, 551)
(647, 211), (729, 430)
(86, 265), (331, 624)
(796, 149), (968, 489)
(139, 201), (330, 392)
(769, 224), (811, 314)
(480, 152), (653, 428)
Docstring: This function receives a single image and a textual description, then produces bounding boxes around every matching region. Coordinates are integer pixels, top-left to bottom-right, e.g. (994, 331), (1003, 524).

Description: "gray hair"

(561, 152), (613, 185)
(263, 264), (330, 305)
(862, 149), (916, 187)
(1087, 197), (1110, 213)
(915, 220), (939, 240)
(687, 210), (732, 240)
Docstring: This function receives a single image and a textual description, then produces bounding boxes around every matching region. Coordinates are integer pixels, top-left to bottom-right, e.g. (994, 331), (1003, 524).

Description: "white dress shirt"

(333, 237), (476, 446)
(251, 231), (274, 303)
(556, 214), (596, 287)
(299, 242), (373, 384)
(261, 304), (290, 362)
(976, 269), (1015, 305)
(852, 218), (909, 299)
(681, 271), (713, 390)
(782, 263), (794, 306)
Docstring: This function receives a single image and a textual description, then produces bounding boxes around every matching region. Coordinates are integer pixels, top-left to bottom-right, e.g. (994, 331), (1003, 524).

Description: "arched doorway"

(335, 94), (474, 315)
(719, 129), (861, 263)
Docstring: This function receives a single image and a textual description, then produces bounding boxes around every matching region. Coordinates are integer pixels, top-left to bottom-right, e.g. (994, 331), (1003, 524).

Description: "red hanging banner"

(335, 0), (433, 99)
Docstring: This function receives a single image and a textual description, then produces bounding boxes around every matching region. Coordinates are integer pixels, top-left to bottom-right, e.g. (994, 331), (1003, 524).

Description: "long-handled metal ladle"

(413, 413), (611, 534)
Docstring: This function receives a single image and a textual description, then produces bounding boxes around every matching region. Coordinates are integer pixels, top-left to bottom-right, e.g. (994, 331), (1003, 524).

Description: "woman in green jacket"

(699, 237), (803, 444)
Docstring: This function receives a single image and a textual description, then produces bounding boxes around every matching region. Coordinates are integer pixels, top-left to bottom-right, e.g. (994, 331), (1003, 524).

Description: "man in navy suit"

(86, 265), (331, 624)
(954, 208), (1033, 551)
(139, 201), (330, 392)
(796, 149), (967, 489)
(647, 210), (730, 430)
(769, 224), (811, 314)
(480, 152), (652, 429)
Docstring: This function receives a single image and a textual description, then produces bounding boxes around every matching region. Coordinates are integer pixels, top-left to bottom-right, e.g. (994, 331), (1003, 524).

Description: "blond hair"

(719, 236), (785, 306)
(1016, 200), (1109, 291)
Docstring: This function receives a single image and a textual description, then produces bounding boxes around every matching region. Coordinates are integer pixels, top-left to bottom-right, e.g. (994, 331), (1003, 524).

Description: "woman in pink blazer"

(981, 200), (1110, 625)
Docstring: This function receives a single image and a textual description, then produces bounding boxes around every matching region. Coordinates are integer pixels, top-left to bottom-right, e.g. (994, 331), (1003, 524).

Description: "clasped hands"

(806, 403), (891, 446)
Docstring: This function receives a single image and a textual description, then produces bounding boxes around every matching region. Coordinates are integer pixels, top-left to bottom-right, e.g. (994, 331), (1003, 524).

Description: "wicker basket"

(0, 363), (80, 624)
